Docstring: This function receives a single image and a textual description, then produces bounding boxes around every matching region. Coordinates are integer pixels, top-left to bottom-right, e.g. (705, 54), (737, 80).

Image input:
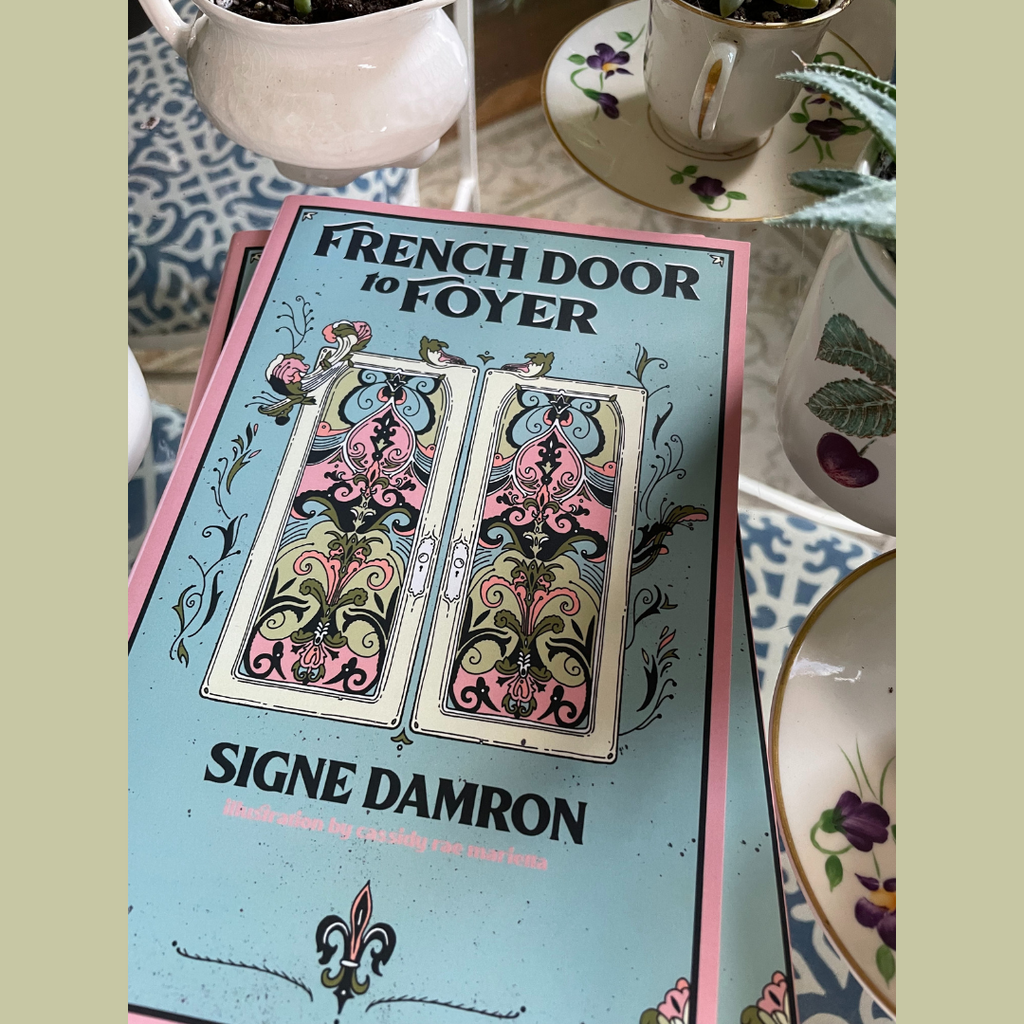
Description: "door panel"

(414, 371), (646, 761)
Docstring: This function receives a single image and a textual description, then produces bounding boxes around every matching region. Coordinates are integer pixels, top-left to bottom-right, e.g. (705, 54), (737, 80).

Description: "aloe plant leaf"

(720, 0), (746, 15)
(787, 169), (875, 197)
(817, 314), (895, 388)
(806, 378), (896, 437)
(805, 64), (895, 100)
(783, 0), (819, 7)
(778, 66), (895, 156)
(770, 179), (896, 243)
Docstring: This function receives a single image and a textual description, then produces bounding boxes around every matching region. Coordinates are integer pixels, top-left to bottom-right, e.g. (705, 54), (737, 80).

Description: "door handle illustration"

(443, 537), (471, 603)
(408, 533), (437, 598)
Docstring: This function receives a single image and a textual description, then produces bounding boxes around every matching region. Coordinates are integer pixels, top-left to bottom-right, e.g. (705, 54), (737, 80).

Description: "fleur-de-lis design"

(315, 882), (396, 1015)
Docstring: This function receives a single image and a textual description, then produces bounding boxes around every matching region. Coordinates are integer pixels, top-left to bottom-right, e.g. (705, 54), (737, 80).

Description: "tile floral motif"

(566, 27), (644, 120)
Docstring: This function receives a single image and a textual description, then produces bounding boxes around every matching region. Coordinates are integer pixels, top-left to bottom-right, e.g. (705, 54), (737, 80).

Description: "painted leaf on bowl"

(816, 314), (895, 388)
(825, 853), (843, 891)
(806, 378), (896, 438)
(876, 944), (896, 984)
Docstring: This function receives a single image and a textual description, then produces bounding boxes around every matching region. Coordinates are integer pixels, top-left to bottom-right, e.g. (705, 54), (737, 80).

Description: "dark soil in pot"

(222, 0), (418, 25)
(684, 0), (837, 23)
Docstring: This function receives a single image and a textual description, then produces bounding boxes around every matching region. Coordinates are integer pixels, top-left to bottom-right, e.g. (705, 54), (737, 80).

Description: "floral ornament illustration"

(171, 413), (261, 664)
(806, 313), (895, 489)
(567, 27), (644, 119)
(211, 423), (260, 518)
(620, 625), (680, 737)
(254, 318), (372, 424)
(668, 165), (746, 212)
(639, 977), (690, 1024)
(789, 53), (866, 161)
(740, 971), (792, 1024)
(316, 881), (396, 1016)
(419, 335), (466, 367)
(500, 352), (555, 378)
(275, 294), (315, 349)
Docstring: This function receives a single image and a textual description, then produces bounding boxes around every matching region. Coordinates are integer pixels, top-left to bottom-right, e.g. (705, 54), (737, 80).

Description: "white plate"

(770, 550), (895, 1016)
(542, 0), (875, 223)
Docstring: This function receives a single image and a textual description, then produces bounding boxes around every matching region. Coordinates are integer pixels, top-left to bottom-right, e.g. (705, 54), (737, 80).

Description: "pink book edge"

(128, 196), (748, 1023)
(182, 230), (270, 443)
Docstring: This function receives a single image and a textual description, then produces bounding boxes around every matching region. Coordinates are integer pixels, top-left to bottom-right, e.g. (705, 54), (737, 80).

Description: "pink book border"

(182, 230), (270, 442)
(128, 197), (748, 1024)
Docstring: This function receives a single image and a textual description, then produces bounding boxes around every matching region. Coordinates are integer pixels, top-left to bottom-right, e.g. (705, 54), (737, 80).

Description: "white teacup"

(644, 0), (853, 156)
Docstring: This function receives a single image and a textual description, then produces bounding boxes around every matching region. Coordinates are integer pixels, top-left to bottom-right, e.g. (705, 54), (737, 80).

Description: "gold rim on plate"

(769, 548), (896, 1017)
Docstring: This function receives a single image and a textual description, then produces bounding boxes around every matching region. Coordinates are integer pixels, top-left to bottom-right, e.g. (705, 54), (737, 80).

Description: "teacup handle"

(688, 40), (738, 142)
(137, 0), (192, 58)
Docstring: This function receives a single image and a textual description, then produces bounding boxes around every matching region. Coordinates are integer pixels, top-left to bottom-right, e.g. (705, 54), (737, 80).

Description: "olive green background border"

(902, 0), (1005, 1020)
(6, 0), (123, 1019)
(6, 0), (997, 1020)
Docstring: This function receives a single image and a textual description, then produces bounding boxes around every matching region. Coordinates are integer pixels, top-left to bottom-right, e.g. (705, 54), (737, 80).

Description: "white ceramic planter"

(138, 0), (469, 186)
(775, 228), (896, 537)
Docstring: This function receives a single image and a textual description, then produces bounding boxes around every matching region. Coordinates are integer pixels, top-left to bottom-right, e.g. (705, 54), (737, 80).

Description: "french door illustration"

(203, 354), (645, 761)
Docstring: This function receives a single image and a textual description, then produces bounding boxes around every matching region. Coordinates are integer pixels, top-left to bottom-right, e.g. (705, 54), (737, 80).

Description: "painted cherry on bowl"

(816, 433), (879, 488)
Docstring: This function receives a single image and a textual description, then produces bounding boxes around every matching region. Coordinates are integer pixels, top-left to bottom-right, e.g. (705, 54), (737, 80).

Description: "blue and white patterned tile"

(740, 509), (892, 1024)
(740, 509), (880, 717)
(128, 0), (411, 340)
(129, 401), (186, 569)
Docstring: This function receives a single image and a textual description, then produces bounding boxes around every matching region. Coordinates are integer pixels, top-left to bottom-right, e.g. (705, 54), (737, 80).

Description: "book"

(129, 198), (750, 1023)
(183, 230), (269, 441)
(173, 233), (797, 1024)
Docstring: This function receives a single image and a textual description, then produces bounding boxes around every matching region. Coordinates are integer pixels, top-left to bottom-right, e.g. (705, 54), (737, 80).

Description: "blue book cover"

(129, 199), (752, 1024)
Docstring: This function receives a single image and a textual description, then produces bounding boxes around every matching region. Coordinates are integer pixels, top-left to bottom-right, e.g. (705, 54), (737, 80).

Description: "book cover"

(129, 198), (747, 1023)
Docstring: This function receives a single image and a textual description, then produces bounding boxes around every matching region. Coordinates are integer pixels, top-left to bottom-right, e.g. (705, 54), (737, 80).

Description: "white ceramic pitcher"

(138, 0), (469, 186)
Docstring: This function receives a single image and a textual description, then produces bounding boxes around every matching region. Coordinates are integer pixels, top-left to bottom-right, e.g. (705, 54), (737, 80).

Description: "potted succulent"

(137, 0), (470, 186)
(716, 0), (836, 21)
(771, 63), (896, 536)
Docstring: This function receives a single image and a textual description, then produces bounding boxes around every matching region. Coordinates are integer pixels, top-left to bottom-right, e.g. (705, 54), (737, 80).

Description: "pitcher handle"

(688, 40), (738, 142)
(137, 0), (192, 58)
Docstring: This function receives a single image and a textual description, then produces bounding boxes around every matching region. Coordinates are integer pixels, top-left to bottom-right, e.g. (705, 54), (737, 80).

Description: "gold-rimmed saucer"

(541, 0), (874, 223)
(770, 550), (896, 1016)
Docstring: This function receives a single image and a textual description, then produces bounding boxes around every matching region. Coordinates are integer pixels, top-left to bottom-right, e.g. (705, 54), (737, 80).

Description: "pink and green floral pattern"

(639, 977), (690, 1024)
(445, 385), (621, 729)
(740, 972), (792, 1024)
(241, 323), (450, 697)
